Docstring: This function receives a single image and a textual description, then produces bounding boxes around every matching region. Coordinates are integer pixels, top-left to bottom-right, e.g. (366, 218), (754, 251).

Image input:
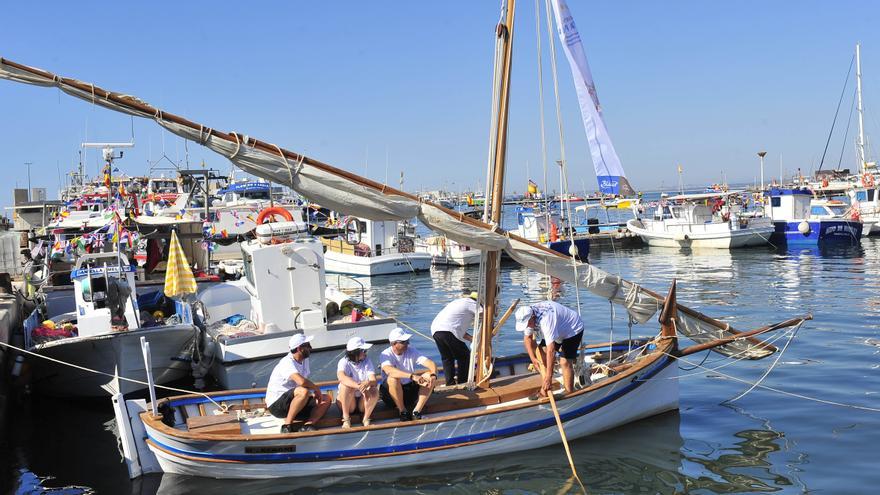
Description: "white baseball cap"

(346, 336), (373, 351)
(289, 333), (314, 350)
(514, 306), (534, 332)
(388, 327), (413, 343)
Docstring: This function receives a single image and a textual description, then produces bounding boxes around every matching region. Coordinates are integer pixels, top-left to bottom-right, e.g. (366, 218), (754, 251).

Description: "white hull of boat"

(30, 325), (196, 398)
(142, 354), (678, 479)
(626, 219), (773, 249)
(323, 251), (431, 276)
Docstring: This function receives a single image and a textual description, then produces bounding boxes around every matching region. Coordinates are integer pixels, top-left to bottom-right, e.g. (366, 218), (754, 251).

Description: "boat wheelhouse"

(764, 188), (862, 244)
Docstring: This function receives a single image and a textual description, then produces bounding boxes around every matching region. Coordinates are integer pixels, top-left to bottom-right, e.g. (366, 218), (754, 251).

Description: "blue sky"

(2, 1), (880, 209)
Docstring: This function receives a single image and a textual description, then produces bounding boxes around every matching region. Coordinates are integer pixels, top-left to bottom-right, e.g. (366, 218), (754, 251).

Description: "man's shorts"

(379, 380), (420, 411)
(268, 388), (315, 419)
(538, 330), (584, 360)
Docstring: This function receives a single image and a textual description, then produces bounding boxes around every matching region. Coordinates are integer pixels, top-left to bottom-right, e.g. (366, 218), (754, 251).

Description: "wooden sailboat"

(1, 1), (808, 480)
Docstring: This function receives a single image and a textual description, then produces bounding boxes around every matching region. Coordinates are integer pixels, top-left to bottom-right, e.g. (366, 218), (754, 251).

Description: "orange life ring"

(864, 173), (875, 188)
(549, 222), (559, 242)
(822, 178), (829, 188)
(255, 206), (294, 224)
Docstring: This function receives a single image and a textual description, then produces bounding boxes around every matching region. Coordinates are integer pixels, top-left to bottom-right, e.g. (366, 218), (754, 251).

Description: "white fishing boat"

(0, 0), (809, 481)
(416, 235), (481, 266)
(626, 191), (774, 249)
(321, 216), (431, 276)
(192, 219), (399, 389)
(23, 251), (196, 397)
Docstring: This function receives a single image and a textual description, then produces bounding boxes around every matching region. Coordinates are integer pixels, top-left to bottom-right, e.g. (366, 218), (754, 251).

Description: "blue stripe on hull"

(148, 355), (674, 463)
(771, 220), (862, 244)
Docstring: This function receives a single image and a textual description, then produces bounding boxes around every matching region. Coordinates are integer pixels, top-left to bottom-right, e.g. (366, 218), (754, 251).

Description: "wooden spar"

(677, 314), (811, 358)
(476, 0), (516, 386)
(492, 298), (520, 337)
(658, 279), (677, 338)
(0, 58), (789, 342)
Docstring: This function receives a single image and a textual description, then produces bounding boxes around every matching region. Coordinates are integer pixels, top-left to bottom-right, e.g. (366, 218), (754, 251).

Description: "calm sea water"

(5, 206), (880, 494)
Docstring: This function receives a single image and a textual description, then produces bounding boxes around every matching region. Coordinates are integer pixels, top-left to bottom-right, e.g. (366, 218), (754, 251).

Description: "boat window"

(810, 206), (828, 216)
(770, 197), (781, 207)
(856, 191), (868, 202)
(243, 190), (270, 201)
(870, 190), (876, 202)
(828, 205), (848, 216)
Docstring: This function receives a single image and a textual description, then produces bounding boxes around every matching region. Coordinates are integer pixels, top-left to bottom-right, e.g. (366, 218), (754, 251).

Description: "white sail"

(0, 56), (777, 356)
(549, 0), (634, 196)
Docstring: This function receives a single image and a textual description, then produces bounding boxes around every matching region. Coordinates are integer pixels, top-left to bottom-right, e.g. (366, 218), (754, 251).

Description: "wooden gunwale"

(140, 337), (675, 442)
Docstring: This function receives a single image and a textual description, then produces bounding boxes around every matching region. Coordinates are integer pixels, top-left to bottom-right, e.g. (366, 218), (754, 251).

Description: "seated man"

(379, 327), (438, 421)
(265, 333), (332, 433)
(514, 300), (584, 396)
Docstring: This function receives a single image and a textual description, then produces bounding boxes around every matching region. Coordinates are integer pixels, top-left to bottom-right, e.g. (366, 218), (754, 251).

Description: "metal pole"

(758, 151), (767, 191)
(25, 162), (32, 200)
(857, 43), (866, 172)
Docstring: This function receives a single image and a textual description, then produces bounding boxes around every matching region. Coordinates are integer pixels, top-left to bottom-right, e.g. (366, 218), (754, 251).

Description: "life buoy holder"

(549, 222), (559, 242)
(255, 206), (294, 224)
(863, 173), (875, 188)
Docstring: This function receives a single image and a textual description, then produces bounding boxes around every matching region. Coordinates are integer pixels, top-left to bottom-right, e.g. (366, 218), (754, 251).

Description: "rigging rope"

(818, 54), (856, 171)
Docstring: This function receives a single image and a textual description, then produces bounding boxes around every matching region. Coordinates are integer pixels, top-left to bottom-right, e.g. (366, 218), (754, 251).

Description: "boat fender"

(797, 220), (811, 235)
(255, 206), (293, 224)
(568, 242), (579, 257)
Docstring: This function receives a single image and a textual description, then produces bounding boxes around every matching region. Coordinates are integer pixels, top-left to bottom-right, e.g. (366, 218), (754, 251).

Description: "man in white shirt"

(514, 300), (584, 396)
(379, 327), (438, 421)
(430, 291), (477, 385)
(265, 333), (331, 433)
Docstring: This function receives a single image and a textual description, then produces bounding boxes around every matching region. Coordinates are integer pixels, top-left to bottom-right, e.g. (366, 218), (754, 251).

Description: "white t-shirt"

(337, 356), (376, 383)
(523, 300), (584, 344)
(430, 297), (477, 342)
(380, 345), (429, 385)
(265, 354), (310, 406)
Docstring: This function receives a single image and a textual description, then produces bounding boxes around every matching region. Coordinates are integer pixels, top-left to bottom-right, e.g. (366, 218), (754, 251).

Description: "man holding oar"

(514, 301), (584, 396)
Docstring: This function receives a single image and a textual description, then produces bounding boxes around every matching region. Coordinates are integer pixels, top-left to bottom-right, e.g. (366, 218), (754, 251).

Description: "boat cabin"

(809, 199), (850, 219)
(238, 220), (327, 332)
(71, 252), (141, 336)
(764, 188), (813, 221)
(215, 181), (272, 206)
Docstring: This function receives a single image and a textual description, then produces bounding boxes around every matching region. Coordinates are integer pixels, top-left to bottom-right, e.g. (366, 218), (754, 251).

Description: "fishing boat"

(626, 191), (774, 249)
(764, 188), (862, 244)
(320, 216), (431, 276)
(192, 219), (399, 389)
(23, 250), (197, 397)
(0, 0), (808, 481)
(514, 206), (590, 260)
(416, 235), (481, 266)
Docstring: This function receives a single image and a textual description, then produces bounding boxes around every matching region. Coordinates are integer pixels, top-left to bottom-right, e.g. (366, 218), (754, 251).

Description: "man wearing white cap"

(430, 290), (478, 386)
(265, 333), (331, 433)
(379, 327), (438, 421)
(336, 336), (379, 428)
(514, 300), (584, 396)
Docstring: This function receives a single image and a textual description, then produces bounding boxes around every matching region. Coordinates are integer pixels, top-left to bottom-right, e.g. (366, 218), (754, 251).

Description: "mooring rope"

(0, 339), (227, 411)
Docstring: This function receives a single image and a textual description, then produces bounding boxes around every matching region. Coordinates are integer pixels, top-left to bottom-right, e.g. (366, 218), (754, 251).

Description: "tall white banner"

(550, 0), (634, 196)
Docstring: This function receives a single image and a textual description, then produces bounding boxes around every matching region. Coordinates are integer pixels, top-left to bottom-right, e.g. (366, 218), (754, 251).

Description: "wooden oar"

(534, 343), (586, 494)
(491, 298), (520, 337)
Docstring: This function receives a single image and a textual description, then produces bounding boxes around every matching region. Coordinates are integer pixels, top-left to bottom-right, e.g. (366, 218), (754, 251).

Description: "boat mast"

(857, 42), (866, 173)
(476, 0), (516, 385)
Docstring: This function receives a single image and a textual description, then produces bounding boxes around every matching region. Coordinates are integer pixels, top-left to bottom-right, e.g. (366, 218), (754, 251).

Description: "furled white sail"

(549, 0), (634, 196)
(0, 56), (777, 356)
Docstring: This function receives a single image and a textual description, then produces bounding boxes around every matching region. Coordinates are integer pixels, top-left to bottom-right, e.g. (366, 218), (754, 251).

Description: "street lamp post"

(24, 162), (32, 200)
(757, 152), (767, 191)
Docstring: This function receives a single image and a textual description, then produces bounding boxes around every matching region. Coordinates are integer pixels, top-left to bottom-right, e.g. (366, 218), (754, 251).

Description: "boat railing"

(330, 273), (366, 302)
